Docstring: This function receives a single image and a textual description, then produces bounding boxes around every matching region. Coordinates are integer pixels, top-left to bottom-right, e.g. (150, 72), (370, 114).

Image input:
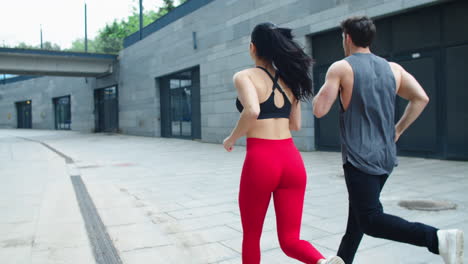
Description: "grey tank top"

(340, 53), (397, 175)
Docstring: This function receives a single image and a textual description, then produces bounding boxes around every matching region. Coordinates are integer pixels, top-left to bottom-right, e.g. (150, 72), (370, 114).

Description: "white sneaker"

(438, 229), (464, 264)
(320, 256), (345, 264)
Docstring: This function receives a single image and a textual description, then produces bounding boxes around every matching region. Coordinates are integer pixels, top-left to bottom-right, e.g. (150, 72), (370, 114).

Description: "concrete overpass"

(0, 48), (117, 77)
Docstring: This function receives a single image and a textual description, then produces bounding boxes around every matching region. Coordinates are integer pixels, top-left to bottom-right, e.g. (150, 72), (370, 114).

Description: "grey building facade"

(1, 77), (93, 131)
(0, 0), (466, 159)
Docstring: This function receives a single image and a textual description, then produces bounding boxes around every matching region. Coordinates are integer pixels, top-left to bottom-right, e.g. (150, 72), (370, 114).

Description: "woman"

(223, 22), (344, 264)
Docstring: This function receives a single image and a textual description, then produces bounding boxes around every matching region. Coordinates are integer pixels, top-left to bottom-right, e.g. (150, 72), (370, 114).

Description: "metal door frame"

(94, 85), (119, 133)
(15, 100), (32, 129)
(53, 95), (71, 130)
(169, 85), (193, 139)
(158, 66), (201, 140)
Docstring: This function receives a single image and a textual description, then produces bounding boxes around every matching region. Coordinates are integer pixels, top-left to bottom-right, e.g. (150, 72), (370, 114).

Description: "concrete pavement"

(1, 129), (467, 264)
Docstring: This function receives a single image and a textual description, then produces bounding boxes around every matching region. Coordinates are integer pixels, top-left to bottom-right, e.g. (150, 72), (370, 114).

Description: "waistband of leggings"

(246, 137), (294, 147)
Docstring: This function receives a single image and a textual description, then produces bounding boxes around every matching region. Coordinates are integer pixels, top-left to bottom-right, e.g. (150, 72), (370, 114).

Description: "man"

(312, 16), (464, 264)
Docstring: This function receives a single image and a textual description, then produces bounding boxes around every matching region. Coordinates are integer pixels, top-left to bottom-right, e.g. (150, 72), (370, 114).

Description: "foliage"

(9, 0), (183, 53)
(14, 41), (61, 51)
(69, 0), (180, 54)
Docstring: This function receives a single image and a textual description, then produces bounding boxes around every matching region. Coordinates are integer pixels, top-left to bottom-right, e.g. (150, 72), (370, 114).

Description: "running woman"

(223, 22), (344, 264)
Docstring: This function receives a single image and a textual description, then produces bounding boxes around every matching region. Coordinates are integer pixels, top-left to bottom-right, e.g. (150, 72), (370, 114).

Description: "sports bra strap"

(272, 72), (280, 91)
(256, 66), (281, 92)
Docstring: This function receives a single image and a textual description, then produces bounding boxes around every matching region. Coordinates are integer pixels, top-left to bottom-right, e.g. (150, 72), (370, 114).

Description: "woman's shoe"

(319, 256), (345, 264)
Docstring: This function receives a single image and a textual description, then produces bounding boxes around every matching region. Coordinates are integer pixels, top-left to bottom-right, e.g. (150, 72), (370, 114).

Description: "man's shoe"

(438, 229), (464, 264)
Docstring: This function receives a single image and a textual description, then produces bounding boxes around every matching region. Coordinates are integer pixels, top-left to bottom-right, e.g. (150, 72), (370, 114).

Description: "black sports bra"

(236, 66), (292, 119)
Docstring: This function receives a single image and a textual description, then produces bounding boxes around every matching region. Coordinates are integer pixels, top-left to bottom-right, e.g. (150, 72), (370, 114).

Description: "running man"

(312, 16), (464, 264)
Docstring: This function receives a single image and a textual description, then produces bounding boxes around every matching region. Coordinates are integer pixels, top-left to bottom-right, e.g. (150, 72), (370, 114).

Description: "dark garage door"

(394, 52), (439, 155)
(446, 45), (468, 159)
(314, 65), (341, 150)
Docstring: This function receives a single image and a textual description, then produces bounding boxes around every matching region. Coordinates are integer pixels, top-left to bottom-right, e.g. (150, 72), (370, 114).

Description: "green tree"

(96, 0), (177, 53)
(41, 41), (61, 51)
(8, 1), (183, 53)
(68, 0), (180, 54)
(95, 21), (127, 53)
(15, 42), (35, 49)
(69, 38), (99, 53)
(14, 41), (61, 51)
(160, 0), (175, 13)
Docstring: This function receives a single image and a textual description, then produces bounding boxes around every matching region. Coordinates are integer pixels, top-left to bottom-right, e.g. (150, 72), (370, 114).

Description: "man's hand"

(394, 129), (402, 143)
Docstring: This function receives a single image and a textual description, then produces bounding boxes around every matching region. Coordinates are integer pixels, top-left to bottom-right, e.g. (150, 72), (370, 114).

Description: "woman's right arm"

(223, 71), (260, 151)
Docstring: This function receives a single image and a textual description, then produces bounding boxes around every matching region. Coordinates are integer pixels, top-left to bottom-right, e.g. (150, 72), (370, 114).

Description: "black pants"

(337, 162), (439, 264)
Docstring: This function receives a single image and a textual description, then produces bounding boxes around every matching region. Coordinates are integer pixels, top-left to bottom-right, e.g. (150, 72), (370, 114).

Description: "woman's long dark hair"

(251, 22), (313, 101)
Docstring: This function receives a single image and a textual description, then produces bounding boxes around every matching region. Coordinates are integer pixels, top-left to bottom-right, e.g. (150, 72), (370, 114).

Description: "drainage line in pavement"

(71, 175), (123, 264)
(17, 136), (123, 264)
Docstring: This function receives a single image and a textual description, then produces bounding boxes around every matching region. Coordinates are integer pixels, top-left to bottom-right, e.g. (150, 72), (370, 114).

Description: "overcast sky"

(0, 0), (183, 49)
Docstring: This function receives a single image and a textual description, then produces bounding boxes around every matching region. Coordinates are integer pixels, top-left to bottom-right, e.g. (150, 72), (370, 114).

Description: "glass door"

(169, 72), (192, 138)
(16, 100), (32, 129)
(53, 96), (71, 130)
(94, 86), (118, 132)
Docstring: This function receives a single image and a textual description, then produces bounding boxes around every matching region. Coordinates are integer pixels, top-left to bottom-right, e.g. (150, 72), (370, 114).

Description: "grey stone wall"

(119, 0), (439, 150)
(0, 0), (441, 150)
(0, 76), (95, 132)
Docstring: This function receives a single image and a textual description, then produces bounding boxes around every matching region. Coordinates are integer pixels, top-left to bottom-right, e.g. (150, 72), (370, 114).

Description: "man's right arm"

(312, 61), (344, 118)
(390, 62), (430, 142)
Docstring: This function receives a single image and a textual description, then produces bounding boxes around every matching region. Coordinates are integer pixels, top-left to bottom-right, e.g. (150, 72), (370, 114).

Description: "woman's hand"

(223, 136), (235, 152)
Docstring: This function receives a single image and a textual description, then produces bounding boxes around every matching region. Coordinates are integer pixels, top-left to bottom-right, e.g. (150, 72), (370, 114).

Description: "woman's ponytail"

(251, 23), (313, 101)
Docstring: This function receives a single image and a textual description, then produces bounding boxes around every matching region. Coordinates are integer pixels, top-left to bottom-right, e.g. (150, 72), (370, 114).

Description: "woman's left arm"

(223, 71), (260, 152)
(289, 99), (301, 131)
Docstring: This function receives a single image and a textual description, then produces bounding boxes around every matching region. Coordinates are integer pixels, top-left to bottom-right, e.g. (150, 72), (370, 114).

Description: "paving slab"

(1, 129), (467, 263)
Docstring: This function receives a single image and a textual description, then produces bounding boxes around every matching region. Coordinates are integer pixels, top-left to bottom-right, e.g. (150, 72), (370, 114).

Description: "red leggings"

(239, 138), (324, 264)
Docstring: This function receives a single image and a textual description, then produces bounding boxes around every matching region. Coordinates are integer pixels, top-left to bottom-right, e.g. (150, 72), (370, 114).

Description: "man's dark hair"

(340, 16), (376, 47)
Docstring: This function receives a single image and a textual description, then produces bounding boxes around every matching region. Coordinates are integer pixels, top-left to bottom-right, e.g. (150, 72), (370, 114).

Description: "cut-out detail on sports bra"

(236, 66), (292, 119)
